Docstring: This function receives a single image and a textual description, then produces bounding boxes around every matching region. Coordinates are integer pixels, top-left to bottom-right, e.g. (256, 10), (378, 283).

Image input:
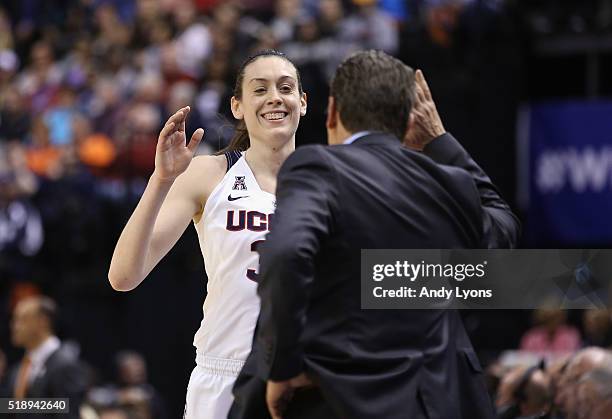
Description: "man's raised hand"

(404, 70), (445, 151)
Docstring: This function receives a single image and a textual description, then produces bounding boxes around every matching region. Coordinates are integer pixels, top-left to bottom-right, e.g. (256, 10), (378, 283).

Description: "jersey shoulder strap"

(224, 150), (243, 172)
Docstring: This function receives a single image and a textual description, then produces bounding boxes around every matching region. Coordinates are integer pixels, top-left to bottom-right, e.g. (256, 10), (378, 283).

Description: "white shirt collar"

(28, 336), (60, 379)
(343, 131), (373, 145)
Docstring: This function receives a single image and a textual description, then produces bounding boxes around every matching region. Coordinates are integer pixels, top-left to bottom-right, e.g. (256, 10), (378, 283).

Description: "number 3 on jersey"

(247, 240), (265, 282)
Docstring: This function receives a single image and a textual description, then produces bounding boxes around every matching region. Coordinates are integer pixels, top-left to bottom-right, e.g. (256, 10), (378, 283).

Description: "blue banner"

(518, 101), (612, 245)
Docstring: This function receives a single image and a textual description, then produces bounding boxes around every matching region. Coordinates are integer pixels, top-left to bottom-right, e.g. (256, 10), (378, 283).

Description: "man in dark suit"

(230, 50), (519, 419)
(4, 296), (87, 418)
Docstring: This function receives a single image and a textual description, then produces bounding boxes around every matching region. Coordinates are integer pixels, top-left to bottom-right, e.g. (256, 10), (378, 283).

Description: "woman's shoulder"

(190, 154), (228, 176)
(173, 154), (228, 202)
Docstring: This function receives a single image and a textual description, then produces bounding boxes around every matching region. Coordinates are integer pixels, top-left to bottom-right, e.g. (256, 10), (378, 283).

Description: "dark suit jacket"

(4, 344), (87, 419)
(230, 132), (519, 419)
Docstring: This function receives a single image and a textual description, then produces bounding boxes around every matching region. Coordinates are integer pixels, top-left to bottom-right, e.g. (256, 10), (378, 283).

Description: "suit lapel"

(27, 347), (60, 397)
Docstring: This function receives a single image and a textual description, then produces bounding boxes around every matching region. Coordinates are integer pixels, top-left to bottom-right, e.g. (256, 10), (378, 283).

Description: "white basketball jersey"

(193, 152), (275, 361)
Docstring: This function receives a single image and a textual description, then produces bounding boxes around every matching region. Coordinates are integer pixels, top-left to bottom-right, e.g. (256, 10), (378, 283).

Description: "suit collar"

(350, 131), (402, 147)
(343, 131), (374, 144)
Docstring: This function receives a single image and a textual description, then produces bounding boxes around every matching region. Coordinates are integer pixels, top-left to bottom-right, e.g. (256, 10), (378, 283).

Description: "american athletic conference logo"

(232, 176), (247, 191)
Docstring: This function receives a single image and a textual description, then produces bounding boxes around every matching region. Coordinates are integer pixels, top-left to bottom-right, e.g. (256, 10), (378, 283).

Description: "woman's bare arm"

(107, 107), (224, 291)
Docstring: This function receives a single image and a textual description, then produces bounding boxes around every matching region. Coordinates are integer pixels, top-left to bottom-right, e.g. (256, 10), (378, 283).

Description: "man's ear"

(231, 96), (243, 120)
(325, 96), (337, 130)
(300, 92), (307, 116)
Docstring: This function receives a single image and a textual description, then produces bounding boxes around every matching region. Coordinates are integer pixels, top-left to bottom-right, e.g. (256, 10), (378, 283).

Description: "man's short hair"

(37, 296), (57, 332)
(330, 50), (415, 141)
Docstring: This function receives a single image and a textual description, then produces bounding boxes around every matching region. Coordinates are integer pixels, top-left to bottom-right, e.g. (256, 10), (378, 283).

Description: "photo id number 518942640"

(0, 398), (70, 414)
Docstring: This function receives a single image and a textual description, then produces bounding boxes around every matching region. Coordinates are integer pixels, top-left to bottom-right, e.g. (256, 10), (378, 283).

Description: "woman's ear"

(231, 96), (243, 120)
(300, 92), (307, 116)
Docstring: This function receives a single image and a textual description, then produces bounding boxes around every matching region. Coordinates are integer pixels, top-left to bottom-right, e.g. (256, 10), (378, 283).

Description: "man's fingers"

(289, 373), (314, 387)
(187, 128), (204, 153)
(270, 407), (281, 419)
(415, 69), (426, 91)
(267, 399), (283, 419)
(416, 69), (433, 101)
(412, 109), (425, 122)
(415, 83), (427, 105)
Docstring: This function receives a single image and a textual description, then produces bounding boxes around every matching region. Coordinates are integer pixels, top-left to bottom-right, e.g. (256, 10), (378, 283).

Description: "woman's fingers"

(187, 128), (204, 153)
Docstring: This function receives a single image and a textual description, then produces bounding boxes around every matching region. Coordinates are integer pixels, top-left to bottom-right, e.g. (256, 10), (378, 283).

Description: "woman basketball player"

(108, 50), (307, 418)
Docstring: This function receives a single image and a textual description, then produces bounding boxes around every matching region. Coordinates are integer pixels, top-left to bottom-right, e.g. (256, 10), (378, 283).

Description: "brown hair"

(330, 50), (415, 141)
(218, 50), (303, 154)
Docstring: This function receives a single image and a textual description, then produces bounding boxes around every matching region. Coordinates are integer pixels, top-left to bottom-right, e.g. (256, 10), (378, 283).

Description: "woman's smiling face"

(231, 56), (307, 147)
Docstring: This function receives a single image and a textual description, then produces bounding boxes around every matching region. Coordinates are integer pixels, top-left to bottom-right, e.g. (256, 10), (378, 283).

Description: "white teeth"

(263, 112), (286, 120)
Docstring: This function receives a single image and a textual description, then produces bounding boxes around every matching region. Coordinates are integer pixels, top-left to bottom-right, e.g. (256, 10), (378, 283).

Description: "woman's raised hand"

(154, 106), (204, 182)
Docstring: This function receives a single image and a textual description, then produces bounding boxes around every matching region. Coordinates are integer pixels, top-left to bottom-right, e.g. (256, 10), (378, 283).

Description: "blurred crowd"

(0, 0), (410, 183)
(488, 308), (612, 419)
(0, 0), (478, 283)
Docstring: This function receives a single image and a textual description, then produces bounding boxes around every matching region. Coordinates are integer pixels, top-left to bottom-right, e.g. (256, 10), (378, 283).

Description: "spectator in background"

(341, 0), (399, 54)
(0, 143), (42, 280)
(15, 41), (63, 114)
(172, 0), (212, 79)
(0, 83), (30, 143)
(84, 350), (162, 419)
(25, 116), (64, 179)
(195, 53), (235, 151)
(209, 0), (259, 63)
(43, 86), (78, 148)
(166, 81), (204, 147)
(575, 367), (612, 419)
(520, 308), (581, 353)
(282, 4), (358, 81)
(0, 48), (19, 91)
(545, 355), (572, 407)
(88, 76), (124, 137)
(495, 364), (551, 419)
(553, 347), (612, 419)
(0, 142), (38, 198)
(92, 3), (132, 60)
(317, 0), (345, 38)
(3, 296), (87, 418)
(112, 101), (159, 179)
(114, 351), (166, 419)
(135, 13), (173, 76)
(270, 0), (307, 44)
(62, 38), (94, 96)
(582, 309), (612, 348)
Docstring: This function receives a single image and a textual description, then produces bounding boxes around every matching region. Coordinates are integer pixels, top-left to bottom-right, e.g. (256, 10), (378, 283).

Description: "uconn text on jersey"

(226, 210), (274, 232)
